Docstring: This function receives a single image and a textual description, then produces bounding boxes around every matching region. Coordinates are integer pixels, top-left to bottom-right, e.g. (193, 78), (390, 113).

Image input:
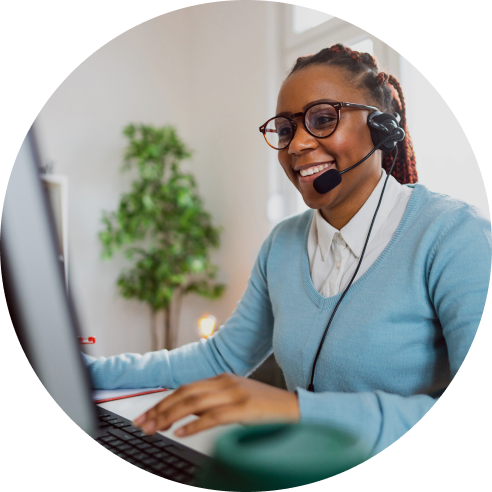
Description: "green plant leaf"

(98, 123), (225, 317)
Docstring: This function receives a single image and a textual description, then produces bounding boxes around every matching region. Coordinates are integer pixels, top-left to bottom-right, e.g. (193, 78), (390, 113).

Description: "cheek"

(327, 132), (351, 155)
(278, 150), (293, 175)
(277, 151), (302, 190)
(324, 125), (372, 163)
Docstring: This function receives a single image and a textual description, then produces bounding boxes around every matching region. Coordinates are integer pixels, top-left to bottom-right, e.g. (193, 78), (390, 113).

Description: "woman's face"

(276, 65), (382, 213)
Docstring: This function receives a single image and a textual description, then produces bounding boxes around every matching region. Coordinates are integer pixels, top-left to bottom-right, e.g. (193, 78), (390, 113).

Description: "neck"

(319, 170), (381, 230)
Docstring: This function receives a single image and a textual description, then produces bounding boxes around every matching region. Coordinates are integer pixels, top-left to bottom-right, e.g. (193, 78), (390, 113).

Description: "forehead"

(276, 64), (367, 114)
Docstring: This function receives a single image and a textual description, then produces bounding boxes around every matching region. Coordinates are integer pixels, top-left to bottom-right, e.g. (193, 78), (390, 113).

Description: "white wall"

(400, 56), (489, 217)
(35, 2), (274, 357)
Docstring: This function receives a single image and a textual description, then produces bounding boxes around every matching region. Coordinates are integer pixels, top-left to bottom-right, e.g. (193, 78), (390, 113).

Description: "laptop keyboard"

(95, 410), (204, 484)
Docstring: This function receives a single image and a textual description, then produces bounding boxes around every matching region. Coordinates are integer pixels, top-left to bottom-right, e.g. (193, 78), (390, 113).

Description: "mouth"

(295, 161), (336, 183)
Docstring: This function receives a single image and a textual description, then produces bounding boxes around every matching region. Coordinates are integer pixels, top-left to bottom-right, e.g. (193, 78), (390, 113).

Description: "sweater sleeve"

(82, 231), (275, 390)
(297, 206), (491, 456)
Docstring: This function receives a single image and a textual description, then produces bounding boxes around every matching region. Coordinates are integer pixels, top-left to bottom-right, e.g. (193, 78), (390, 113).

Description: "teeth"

(300, 163), (330, 177)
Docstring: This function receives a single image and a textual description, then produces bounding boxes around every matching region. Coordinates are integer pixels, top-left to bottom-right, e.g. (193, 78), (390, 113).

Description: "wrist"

(285, 390), (301, 422)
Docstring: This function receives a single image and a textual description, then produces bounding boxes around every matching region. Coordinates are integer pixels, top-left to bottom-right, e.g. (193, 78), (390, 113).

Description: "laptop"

(1, 128), (216, 486)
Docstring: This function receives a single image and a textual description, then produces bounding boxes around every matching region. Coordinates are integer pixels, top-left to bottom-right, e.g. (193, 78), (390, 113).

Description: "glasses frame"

(259, 101), (379, 150)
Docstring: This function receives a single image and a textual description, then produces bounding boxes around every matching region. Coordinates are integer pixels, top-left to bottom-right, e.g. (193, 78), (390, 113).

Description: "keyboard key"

(142, 457), (158, 466)
(105, 418), (119, 424)
(157, 466), (176, 478)
(99, 435), (117, 443)
(142, 434), (162, 443)
(135, 442), (152, 450)
(108, 428), (136, 442)
(133, 452), (148, 461)
(151, 462), (166, 471)
(162, 455), (178, 464)
(124, 448), (138, 456)
(114, 444), (132, 451)
(183, 465), (196, 475)
(151, 441), (169, 448)
(173, 460), (188, 469)
(114, 422), (130, 428)
(121, 425), (143, 434)
(99, 415), (115, 421)
(128, 438), (142, 445)
(132, 431), (148, 438)
(126, 457), (137, 465)
(152, 451), (170, 459)
(173, 473), (186, 482)
(144, 447), (163, 456)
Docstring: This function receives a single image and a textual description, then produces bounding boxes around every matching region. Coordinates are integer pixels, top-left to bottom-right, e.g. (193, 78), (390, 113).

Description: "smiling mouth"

(300, 164), (329, 177)
(298, 162), (335, 177)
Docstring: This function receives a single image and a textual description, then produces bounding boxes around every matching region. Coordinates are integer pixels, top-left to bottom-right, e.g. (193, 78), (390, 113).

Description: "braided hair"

(290, 44), (418, 184)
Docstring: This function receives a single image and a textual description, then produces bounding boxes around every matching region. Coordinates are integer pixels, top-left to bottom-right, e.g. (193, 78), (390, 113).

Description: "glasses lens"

(264, 117), (293, 149)
(306, 104), (338, 137)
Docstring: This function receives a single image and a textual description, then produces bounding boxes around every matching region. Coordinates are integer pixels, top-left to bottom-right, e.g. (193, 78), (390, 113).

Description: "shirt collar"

(315, 171), (403, 259)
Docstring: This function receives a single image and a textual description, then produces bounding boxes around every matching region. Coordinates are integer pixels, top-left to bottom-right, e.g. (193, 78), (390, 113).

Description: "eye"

(314, 115), (336, 126)
(306, 104), (338, 134)
(277, 125), (292, 137)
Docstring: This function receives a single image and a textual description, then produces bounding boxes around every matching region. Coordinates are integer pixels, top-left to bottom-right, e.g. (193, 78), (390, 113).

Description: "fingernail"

(175, 428), (185, 437)
(143, 421), (156, 434)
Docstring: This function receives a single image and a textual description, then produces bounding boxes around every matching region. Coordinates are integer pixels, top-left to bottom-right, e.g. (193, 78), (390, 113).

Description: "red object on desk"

(93, 388), (168, 404)
(79, 336), (96, 344)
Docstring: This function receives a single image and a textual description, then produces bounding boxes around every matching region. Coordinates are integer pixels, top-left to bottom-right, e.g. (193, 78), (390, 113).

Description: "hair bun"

(350, 51), (361, 62)
(376, 72), (389, 86)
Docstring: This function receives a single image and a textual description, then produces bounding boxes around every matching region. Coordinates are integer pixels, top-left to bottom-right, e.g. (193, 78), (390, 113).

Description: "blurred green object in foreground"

(198, 423), (371, 491)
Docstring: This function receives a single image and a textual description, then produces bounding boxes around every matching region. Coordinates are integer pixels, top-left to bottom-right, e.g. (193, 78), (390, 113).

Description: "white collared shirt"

(307, 171), (413, 298)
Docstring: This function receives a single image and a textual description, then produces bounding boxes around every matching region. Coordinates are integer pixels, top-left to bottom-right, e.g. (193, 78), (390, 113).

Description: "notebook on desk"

(1, 129), (230, 486)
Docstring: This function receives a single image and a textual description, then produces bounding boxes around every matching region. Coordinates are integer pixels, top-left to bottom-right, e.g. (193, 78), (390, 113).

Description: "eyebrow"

(276, 98), (338, 117)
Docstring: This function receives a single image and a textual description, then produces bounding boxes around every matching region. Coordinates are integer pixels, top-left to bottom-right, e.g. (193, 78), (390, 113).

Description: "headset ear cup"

(368, 112), (403, 153)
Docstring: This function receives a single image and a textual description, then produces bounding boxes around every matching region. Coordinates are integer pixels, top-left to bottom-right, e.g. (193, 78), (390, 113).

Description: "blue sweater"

(83, 184), (491, 455)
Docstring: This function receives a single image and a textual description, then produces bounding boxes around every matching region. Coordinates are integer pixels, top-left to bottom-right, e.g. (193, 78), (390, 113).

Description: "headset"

(312, 111), (405, 194)
(308, 110), (404, 392)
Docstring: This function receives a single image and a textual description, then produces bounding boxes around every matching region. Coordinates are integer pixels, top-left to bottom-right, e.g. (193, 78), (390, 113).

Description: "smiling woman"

(82, 43), (491, 461)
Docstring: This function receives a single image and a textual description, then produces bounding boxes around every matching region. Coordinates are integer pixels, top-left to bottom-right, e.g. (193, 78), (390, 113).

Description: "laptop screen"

(1, 128), (98, 437)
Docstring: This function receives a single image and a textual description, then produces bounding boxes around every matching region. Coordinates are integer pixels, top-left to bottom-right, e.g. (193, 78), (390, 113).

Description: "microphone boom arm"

(339, 133), (397, 176)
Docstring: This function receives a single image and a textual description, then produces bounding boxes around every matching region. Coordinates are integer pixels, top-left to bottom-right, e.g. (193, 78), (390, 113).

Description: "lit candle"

(198, 315), (217, 338)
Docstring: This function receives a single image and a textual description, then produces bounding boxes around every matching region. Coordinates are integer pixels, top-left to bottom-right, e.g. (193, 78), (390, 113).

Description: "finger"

(150, 385), (246, 433)
(134, 374), (238, 429)
(133, 376), (228, 426)
(174, 404), (248, 437)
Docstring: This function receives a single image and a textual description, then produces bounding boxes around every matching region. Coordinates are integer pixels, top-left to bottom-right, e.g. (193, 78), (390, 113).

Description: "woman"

(84, 45), (491, 456)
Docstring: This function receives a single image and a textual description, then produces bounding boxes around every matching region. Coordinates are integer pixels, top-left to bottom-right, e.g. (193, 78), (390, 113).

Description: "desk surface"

(97, 390), (240, 456)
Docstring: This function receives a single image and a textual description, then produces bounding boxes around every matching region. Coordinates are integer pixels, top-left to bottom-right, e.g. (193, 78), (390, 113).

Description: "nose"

(288, 117), (318, 155)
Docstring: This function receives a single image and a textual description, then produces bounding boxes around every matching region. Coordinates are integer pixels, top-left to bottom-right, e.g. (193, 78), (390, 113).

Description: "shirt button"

(336, 262), (341, 269)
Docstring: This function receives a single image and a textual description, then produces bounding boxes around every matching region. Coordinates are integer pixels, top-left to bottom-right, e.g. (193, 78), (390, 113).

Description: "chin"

(299, 191), (335, 211)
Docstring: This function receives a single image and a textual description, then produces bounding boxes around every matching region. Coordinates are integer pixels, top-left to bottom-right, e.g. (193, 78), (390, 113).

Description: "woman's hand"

(133, 373), (300, 437)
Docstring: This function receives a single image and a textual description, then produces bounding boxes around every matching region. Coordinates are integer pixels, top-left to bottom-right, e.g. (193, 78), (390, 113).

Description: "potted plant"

(99, 124), (225, 350)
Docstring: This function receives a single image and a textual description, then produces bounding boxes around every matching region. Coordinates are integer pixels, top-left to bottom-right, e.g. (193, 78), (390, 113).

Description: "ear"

(367, 111), (403, 152)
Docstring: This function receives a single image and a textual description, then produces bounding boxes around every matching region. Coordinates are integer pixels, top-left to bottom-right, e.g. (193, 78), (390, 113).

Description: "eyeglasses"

(259, 101), (379, 150)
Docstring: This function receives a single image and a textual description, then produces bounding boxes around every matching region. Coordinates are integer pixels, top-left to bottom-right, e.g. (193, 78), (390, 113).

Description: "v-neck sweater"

(83, 183), (491, 456)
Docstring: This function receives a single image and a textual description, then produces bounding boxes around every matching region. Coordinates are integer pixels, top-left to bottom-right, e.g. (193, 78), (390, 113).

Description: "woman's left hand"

(133, 373), (300, 437)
